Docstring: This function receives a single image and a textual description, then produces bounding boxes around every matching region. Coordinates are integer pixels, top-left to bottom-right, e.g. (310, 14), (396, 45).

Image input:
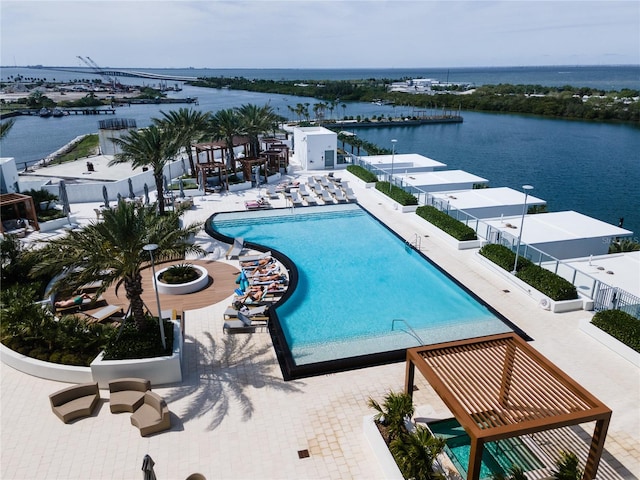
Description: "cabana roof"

(405, 332), (611, 479)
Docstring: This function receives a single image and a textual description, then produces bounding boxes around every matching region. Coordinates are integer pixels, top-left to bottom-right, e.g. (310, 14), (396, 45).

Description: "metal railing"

(350, 156), (640, 320)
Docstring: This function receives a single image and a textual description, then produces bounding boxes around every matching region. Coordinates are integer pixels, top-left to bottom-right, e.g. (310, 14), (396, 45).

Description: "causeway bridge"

(42, 67), (198, 82)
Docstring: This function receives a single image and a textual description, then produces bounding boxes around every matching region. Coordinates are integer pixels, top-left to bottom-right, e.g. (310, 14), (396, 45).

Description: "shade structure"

(102, 185), (109, 208)
(141, 454), (157, 480)
(58, 180), (70, 215)
(404, 332), (611, 480)
(128, 178), (135, 199)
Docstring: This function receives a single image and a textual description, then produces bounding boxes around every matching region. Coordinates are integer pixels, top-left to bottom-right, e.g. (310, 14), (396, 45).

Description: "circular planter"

(155, 264), (209, 295)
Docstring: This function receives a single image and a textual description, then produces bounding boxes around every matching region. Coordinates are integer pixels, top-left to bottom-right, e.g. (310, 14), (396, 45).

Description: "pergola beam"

(404, 333), (611, 480)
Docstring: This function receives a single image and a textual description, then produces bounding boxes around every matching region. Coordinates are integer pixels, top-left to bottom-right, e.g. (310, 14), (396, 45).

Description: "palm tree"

(209, 108), (242, 173)
(109, 124), (179, 215)
(30, 202), (203, 331)
(0, 119), (16, 140)
(155, 107), (210, 176)
(491, 465), (527, 480)
(390, 425), (446, 480)
(553, 451), (583, 480)
(368, 391), (415, 442)
(236, 103), (279, 158)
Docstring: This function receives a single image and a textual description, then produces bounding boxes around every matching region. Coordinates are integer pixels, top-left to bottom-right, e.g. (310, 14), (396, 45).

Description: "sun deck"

(1, 170), (638, 479)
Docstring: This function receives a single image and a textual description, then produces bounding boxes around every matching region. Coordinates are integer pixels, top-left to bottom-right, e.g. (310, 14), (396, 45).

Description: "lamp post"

(143, 243), (166, 349)
(511, 185), (534, 275)
(390, 139), (397, 192)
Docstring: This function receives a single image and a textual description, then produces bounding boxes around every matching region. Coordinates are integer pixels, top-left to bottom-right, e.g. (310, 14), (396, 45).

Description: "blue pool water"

(211, 204), (512, 366)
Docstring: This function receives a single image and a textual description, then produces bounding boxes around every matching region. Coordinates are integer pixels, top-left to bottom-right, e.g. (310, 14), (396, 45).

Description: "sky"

(1, 1), (639, 69)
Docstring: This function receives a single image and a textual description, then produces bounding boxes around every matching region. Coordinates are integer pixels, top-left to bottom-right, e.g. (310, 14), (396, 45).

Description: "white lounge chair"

(84, 304), (123, 324)
(225, 237), (245, 259)
(344, 187), (357, 202)
(238, 250), (271, 263)
(266, 185), (280, 199)
(290, 191), (304, 207)
(333, 189), (347, 203)
(320, 189), (334, 204)
(298, 184), (311, 197)
(223, 311), (268, 333)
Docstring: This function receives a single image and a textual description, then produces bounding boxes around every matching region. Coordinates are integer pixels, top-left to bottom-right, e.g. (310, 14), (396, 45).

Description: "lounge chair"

(298, 184), (311, 197)
(238, 250), (271, 263)
(344, 187), (357, 202)
(223, 311), (268, 333)
(130, 391), (171, 437)
(333, 189), (347, 203)
(224, 304), (269, 319)
(266, 185), (280, 199)
(49, 382), (100, 424)
(55, 294), (104, 313)
(225, 237), (245, 259)
(290, 191), (304, 207)
(83, 304), (123, 324)
(320, 189), (334, 204)
(244, 199), (271, 210)
(306, 195), (318, 206)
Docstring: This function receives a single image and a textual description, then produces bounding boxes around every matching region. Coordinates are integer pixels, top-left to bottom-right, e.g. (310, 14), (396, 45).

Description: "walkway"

(1, 171), (638, 480)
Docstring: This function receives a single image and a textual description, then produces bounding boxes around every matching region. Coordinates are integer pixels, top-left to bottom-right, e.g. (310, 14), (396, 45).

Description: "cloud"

(1, 0), (638, 68)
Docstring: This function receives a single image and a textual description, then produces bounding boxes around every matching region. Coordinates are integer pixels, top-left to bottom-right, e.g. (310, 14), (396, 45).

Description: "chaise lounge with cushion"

(108, 378), (151, 413)
(49, 382), (100, 423)
(130, 391), (171, 436)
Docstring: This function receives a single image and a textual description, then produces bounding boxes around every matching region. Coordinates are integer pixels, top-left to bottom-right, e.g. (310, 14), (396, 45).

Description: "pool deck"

(1, 170), (639, 480)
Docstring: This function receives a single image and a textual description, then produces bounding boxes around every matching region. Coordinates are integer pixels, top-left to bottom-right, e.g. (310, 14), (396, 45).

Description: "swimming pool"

(428, 418), (544, 479)
(209, 204), (516, 378)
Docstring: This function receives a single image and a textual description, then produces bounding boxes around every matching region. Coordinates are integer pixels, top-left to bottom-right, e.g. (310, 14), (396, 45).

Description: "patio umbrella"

(141, 454), (157, 480)
(143, 183), (150, 205)
(102, 185), (109, 208)
(198, 168), (206, 194)
(58, 180), (70, 216)
(128, 178), (135, 199)
(178, 178), (185, 198)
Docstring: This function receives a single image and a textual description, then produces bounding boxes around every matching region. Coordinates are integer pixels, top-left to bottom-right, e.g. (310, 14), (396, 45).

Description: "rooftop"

(1, 169), (638, 480)
(430, 186), (546, 210)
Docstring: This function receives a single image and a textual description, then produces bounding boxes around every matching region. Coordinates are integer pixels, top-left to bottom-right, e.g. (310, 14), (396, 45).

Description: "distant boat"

(52, 107), (65, 117)
(39, 107), (52, 117)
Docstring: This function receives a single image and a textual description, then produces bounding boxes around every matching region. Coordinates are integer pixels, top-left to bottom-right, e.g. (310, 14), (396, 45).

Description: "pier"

(323, 115), (463, 129)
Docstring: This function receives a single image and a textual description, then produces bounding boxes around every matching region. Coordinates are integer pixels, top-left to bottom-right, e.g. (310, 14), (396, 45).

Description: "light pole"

(390, 139), (397, 192)
(511, 185), (534, 275)
(143, 243), (166, 349)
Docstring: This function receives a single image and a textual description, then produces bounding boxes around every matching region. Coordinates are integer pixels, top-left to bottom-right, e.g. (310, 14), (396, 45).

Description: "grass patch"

(52, 134), (99, 164)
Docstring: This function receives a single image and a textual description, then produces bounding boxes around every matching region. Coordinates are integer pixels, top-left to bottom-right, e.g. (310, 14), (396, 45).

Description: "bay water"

(1, 65), (638, 235)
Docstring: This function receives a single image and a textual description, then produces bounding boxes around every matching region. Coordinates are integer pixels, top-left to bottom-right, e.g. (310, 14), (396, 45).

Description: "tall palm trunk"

(124, 272), (146, 329)
(154, 172), (166, 215)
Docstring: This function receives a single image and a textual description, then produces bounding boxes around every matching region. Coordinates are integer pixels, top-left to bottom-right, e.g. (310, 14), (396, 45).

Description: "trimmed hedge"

(346, 164), (378, 183)
(103, 316), (174, 360)
(415, 205), (477, 241)
(592, 309), (640, 353)
(479, 243), (578, 301)
(375, 182), (418, 206)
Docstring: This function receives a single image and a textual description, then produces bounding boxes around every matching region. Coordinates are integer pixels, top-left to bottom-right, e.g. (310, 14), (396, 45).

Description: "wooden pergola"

(0, 193), (39, 233)
(404, 333), (611, 480)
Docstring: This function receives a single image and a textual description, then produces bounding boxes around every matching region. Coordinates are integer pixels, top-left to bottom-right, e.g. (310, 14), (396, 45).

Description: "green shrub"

(159, 263), (199, 284)
(60, 353), (84, 366)
(103, 316), (174, 360)
(592, 309), (640, 353)
(416, 205), (477, 241)
(346, 164), (378, 183)
(479, 244), (578, 301)
(375, 182), (418, 206)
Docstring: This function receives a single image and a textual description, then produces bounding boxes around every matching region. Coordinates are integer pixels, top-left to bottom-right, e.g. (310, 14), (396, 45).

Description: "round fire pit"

(155, 264), (209, 295)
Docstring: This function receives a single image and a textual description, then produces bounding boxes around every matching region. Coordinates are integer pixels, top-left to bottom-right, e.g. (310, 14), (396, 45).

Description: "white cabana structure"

(431, 187), (546, 219)
(363, 153), (447, 172)
(485, 211), (633, 259)
(293, 126), (337, 170)
(399, 169), (488, 192)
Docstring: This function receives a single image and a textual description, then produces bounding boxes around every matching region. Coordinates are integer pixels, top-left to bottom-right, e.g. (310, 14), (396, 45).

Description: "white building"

(0, 157), (19, 193)
(430, 187), (546, 219)
(484, 211), (633, 260)
(399, 169), (489, 192)
(362, 153), (447, 173)
(292, 126), (337, 170)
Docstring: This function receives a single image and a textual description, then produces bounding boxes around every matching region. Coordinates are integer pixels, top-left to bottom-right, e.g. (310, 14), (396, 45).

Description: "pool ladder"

(406, 233), (422, 251)
(391, 319), (424, 346)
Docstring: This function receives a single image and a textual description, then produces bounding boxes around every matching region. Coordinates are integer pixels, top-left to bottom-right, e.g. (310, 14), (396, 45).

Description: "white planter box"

(90, 321), (183, 387)
(475, 253), (584, 312)
(579, 318), (640, 367)
(0, 342), (93, 384)
(362, 415), (404, 480)
(228, 181), (252, 192)
(39, 215), (77, 232)
(155, 265), (208, 295)
(266, 172), (282, 184)
(414, 215), (482, 250)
